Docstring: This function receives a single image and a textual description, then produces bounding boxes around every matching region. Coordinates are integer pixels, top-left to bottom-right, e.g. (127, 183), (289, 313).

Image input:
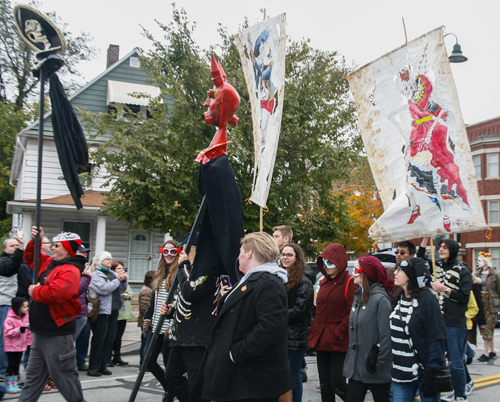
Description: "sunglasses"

(159, 247), (181, 257)
(395, 251), (408, 255)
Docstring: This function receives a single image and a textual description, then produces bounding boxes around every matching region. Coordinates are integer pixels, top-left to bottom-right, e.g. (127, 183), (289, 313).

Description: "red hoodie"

(308, 243), (357, 352)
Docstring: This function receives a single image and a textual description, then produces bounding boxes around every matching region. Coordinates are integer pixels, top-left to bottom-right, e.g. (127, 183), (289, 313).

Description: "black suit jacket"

(203, 270), (293, 401)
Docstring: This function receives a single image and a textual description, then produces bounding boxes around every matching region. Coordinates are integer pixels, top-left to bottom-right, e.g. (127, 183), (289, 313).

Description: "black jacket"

(287, 276), (314, 350)
(203, 270), (293, 401)
(436, 239), (472, 327)
(169, 266), (220, 347)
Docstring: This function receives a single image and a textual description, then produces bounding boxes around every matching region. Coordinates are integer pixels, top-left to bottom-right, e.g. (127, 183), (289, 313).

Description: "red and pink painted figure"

(195, 55), (240, 164)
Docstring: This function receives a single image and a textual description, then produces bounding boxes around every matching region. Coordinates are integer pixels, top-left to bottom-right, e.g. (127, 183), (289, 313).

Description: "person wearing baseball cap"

(19, 226), (86, 402)
(343, 257), (394, 402)
(391, 257), (448, 402)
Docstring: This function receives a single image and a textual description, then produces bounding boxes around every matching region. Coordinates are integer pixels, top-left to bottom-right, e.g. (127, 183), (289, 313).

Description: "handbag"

(87, 296), (100, 323)
(434, 362), (453, 392)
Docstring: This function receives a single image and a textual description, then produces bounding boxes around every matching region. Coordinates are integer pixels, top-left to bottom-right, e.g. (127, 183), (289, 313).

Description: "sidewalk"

(121, 305), (143, 355)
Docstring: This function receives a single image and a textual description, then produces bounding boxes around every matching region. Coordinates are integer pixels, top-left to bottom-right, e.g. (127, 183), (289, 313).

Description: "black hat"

(11, 297), (27, 317)
(399, 257), (431, 289)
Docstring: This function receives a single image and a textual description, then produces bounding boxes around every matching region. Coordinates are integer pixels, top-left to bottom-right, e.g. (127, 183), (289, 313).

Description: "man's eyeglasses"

(281, 253), (295, 259)
(160, 247), (180, 257)
(395, 251), (407, 255)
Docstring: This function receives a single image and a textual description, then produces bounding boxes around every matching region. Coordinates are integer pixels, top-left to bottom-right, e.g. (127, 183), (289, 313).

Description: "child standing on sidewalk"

(3, 297), (32, 394)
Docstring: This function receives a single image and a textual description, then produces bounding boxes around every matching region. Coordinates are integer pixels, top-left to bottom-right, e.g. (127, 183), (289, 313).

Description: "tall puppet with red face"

(195, 55), (240, 164)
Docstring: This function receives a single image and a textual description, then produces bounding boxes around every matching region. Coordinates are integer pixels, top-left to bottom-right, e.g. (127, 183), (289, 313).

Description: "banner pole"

(430, 237), (438, 299)
(260, 207), (263, 231)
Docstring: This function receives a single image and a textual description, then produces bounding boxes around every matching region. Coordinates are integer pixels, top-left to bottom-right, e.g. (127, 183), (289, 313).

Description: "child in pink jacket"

(3, 297), (32, 394)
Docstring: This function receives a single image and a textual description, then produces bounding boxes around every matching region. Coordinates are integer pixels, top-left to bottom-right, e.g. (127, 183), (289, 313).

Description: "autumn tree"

(83, 7), (366, 255)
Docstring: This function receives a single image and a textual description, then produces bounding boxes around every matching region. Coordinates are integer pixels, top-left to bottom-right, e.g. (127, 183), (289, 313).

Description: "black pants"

(146, 334), (171, 395)
(113, 319), (127, 354)
(165, 346), (206, 402)
(6, 351), (23, 376)
(317, 350), (347, 402)
(89, 311), (118, 371)
(346, 379), (391, 402)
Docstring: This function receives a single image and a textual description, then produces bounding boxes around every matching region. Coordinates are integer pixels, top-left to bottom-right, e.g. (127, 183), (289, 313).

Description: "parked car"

(371, 248), (397, 264)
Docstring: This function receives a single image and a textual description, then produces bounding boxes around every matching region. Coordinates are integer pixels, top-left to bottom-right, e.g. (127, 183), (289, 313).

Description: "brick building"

(460, 116), (500, 270)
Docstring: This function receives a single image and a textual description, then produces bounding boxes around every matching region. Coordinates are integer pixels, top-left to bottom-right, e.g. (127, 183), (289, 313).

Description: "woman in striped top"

(143, 239), (179, 402)
(390, 257), (447, 402)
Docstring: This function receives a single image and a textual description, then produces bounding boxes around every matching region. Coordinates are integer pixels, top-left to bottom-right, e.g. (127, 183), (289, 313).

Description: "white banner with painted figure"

(235, 14), (286, 208)
(347, 27), (486, 242)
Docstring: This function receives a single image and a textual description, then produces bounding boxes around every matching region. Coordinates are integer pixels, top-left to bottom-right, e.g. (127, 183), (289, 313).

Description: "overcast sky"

(18, 0), (500, 125)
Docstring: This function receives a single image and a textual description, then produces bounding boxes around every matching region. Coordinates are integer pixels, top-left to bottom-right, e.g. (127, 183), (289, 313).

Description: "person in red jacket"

(308, 243), (357, 402)
(18, 226), (86, 402)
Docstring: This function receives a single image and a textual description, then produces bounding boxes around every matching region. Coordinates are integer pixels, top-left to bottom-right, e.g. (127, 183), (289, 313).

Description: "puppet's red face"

(204, 84), (239, 129)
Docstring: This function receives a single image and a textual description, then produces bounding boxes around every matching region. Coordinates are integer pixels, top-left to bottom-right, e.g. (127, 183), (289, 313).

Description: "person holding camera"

(87, 252), (128, 377)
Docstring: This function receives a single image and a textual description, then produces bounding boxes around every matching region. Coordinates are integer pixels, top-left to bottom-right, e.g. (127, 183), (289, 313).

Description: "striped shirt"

(152, 285), (172, 335)
(390, 297), (421, 383)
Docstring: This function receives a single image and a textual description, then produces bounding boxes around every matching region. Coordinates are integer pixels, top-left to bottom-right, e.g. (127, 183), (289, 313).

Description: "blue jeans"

(288, 350), (304, 402)
(445, 326), (467, 399)
(392, 378), (440, 402)
(0, 305), (11, 375)
(465, 342), (475, 359)
(75, 322), (91, 367)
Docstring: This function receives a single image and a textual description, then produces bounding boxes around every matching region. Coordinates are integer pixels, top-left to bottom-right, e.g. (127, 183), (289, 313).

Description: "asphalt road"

(2, 323), (499, 401)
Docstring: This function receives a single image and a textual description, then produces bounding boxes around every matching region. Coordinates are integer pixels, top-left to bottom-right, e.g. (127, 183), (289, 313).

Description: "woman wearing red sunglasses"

(143, 239), (180, 402)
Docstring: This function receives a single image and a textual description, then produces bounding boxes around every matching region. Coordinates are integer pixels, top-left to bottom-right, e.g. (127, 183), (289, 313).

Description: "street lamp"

(444, 33), (468, 63)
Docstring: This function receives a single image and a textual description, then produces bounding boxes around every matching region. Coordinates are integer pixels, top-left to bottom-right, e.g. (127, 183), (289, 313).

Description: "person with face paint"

(391, 258), (447, 402)
(308, 243), (357, 402)
(472, 252), (500, 362)
(343, 257), (394, 402)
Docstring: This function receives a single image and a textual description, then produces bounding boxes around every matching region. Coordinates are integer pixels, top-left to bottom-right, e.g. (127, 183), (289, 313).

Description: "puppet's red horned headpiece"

(195, 55), (240, 164)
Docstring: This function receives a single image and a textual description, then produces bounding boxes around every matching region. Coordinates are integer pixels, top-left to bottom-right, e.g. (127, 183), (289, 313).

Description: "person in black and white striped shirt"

(143, 239), (180, 402)
(390, 257), (447, 402)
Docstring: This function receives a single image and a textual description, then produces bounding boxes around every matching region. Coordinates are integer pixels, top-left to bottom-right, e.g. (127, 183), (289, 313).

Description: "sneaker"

(478, 354), (489, 362)
(48, 377), (57, 390)
(440, 391), (454, 401)
(466, 381), (475, 395)
(78, 364), (88, 371)
(489, 351), (497, 359)
(456, 397), (467, 402)
(43, 382), (52, 391)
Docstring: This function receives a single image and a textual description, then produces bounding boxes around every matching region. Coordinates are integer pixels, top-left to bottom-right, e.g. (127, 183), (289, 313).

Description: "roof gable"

(21, 47), (172, 142)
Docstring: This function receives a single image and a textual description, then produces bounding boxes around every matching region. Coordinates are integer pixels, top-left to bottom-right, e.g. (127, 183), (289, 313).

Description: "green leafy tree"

(83, 7), (364, 255)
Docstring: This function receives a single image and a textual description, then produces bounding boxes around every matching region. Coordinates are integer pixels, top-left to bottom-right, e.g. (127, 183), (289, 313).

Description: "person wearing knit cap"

(343, 257), (393, 402)
(19, 226), (86, 402)
(308, 243), (357, 402)
(87, 251), (128, 377)
(390, 257), (448, 402)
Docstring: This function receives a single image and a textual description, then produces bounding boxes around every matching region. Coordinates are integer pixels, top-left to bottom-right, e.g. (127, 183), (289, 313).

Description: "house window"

(491, 248), (500, 271)
(488, 201), (499, 224)
(62, 221), (91, 249)
(487, 153), (498, 177)
(128, 230), (152, 282)
(473, 155), (481, 179)
(130, 57), (140, 68)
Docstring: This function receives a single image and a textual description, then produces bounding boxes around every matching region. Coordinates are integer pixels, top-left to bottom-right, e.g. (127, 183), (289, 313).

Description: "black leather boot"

(112, 352), (129, 366)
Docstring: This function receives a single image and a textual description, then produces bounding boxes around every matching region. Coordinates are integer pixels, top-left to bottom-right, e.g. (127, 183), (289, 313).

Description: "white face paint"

(478, 257), (485, 268)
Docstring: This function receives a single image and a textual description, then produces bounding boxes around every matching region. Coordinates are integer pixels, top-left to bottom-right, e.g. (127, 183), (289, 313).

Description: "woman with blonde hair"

(473, 252), (500, 362)
(143, 239), (179, 402)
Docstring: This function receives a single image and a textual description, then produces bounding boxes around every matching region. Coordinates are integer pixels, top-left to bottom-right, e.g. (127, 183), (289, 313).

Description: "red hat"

(358, 256), (395, 292)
